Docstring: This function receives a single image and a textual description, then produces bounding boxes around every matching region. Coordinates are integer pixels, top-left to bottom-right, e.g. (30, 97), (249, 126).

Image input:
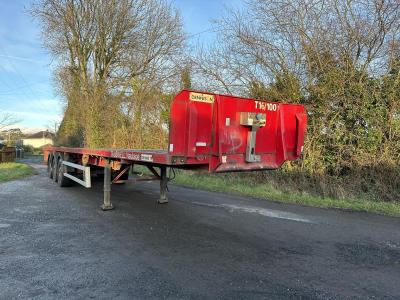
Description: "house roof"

(24, 131), (54, 139)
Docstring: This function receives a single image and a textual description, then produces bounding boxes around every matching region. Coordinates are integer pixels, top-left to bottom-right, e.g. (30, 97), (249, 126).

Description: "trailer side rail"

(62, 161), (91, 188)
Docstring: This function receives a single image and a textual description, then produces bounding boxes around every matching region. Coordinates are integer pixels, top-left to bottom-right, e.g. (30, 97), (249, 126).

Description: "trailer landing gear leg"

(101, 161), (114, 211)
(158, 166), (168, 204)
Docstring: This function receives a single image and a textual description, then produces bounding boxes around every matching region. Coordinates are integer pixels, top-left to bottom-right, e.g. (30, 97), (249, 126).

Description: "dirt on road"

(0, 159), (399, 299)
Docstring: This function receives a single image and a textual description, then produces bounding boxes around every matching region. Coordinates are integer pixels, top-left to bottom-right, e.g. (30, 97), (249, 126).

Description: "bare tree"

(0, 113), (17, 131)
(191, 0), (400, 175)
(31, 0), (185, 148)
(193, 0), (399, 94)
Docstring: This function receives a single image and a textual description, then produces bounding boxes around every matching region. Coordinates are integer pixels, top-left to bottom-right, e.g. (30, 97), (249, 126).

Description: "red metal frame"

(43, 89), (307, 172)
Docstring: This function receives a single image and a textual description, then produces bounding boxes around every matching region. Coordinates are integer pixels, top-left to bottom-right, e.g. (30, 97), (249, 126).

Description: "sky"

(0, 0), (242, 133)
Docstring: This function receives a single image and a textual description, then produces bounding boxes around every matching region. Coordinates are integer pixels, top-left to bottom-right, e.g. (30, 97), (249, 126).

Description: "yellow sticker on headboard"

(189, 92), (214, 103)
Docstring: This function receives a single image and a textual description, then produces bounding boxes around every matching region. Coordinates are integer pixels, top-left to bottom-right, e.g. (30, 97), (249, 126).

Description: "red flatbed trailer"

(43, 90), (307, 210)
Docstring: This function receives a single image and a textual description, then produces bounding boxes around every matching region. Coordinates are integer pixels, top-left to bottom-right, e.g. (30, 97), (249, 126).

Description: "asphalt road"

(0, 159), (399, 299)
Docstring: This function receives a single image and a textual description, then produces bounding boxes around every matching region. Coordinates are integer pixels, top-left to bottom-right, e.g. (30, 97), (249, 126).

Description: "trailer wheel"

(47, 154), (54, 179)
(57, 158), (73, 187)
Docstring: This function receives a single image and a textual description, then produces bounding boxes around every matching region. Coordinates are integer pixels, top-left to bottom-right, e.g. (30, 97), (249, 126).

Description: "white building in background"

(22, 130), (54, 148)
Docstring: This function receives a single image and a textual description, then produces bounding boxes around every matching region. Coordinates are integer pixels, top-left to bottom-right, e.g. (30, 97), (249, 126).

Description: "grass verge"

(0, 162), (36, 183)
(172, 171), (400, 218)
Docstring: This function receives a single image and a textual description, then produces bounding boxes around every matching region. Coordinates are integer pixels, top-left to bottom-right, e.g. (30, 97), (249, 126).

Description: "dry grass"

(172, 168), (400, 218)
(0, 163), (36, 182)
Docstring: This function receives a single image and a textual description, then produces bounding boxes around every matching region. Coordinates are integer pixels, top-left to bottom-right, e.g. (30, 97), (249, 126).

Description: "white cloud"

(2, 109), (62, 123)
(0, 59), (18, 73)
(0, 54), (44, 64)
(0, 97), (62, 113)
(2, 123), (50, 134)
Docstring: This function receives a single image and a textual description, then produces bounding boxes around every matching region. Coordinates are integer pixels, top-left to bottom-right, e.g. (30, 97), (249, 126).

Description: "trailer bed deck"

(44, 146), (207, 168)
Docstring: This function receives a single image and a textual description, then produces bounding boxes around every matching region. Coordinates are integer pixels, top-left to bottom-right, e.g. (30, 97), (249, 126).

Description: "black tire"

(57, 158), (73, 187)
(47, 154), (53, 179)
